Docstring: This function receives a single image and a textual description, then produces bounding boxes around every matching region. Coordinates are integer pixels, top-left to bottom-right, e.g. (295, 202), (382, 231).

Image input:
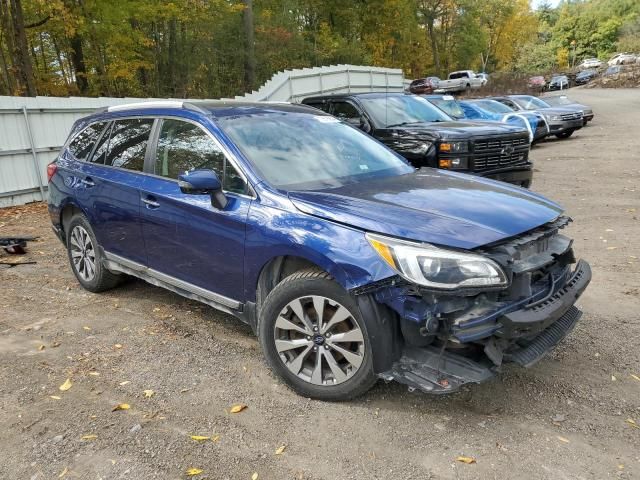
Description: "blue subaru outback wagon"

(48, 101), (591, 400)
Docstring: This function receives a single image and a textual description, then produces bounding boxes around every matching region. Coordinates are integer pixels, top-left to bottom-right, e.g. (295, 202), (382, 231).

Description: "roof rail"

(93, 100), (210, 115)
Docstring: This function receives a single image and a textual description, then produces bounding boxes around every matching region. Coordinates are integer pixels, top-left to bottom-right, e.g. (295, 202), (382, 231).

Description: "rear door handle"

(142, 197), (160, 208)
(81, 177), (95, 187)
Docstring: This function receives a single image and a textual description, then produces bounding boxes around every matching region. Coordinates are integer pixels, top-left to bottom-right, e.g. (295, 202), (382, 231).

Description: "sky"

(531, 0), (562, 9)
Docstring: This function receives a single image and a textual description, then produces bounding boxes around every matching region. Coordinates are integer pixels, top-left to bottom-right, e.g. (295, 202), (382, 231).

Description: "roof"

(98, 100), (321, 118)
(302, 92), (412, 102)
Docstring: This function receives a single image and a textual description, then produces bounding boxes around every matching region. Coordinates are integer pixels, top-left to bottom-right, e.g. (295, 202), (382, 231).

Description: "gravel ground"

(1, 88), (639, 480)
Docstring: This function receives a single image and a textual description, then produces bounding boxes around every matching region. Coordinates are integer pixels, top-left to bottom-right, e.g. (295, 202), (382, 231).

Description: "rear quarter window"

(67, 122), (108, 161)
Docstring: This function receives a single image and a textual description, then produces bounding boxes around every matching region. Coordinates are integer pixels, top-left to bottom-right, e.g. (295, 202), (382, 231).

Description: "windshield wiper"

(386, 121), (432, 128)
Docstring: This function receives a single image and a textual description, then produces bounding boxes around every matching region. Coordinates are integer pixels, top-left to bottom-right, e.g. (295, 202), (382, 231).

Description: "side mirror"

(178, 169), (228, 209)
(345, 116), (372, 133)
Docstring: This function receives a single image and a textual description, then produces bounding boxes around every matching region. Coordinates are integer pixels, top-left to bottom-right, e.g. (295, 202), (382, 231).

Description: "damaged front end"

(358, 216), (591, 394)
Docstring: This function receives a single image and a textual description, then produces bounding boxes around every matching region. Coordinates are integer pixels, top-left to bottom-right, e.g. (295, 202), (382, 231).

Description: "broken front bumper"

(378, 257), (592, 394)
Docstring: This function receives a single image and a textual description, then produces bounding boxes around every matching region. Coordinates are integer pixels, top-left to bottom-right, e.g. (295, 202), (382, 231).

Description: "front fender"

(243, 201), (396, 303)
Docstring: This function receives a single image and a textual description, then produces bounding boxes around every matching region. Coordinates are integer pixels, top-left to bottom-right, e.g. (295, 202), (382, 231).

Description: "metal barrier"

(0, 64), (405, 207)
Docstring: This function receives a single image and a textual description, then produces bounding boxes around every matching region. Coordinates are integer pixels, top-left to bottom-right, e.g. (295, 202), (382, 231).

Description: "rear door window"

(105, 118), (154, 171)
(68, 122), (108, 161)
(304, 101), (331, 114)
(154, 118), (247, 195)
(89, 123), (112, 165)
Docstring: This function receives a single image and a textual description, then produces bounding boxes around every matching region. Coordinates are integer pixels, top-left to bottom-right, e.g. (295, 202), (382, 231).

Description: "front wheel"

(555, 130), (575, 139)
(258, 268), (377, 401)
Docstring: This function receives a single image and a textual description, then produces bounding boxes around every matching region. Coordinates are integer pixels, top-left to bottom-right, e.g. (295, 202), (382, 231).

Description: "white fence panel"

(0, 64), (406, 207)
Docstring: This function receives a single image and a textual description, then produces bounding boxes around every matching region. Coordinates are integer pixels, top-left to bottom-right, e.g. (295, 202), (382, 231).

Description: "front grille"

(472, 136), (529, 171)
(560, 112), (583, 121)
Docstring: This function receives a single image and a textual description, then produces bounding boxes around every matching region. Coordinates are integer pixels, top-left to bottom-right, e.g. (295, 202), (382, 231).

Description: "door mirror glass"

(178, 169), (227, 209)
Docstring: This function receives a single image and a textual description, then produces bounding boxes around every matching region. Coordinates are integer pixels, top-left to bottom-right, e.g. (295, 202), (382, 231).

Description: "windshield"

(545, 96), (573, 106)
(427, 98), (465, 119)
(217, 112), (414, 191)
(513, 96), (551, 110)
(470, 100), (513, 114)
(359, 95), (452, 127)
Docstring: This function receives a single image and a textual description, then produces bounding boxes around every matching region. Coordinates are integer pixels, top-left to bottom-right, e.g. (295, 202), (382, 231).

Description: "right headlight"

(548, 114), (561, 121)
(366, 233), (508, 290)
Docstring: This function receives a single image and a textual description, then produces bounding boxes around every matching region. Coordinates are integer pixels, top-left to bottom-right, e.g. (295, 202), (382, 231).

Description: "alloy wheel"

(70, 225), (96, 282)
(274, 295), (365, 386)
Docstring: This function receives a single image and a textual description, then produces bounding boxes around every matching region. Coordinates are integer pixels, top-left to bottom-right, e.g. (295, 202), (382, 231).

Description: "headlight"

(439, 141), (468, 153)
(438, 157), (468, 169)
(403, 143), (431, 155)
(548, 114), (561, 121)
(366, 233), (508, 290)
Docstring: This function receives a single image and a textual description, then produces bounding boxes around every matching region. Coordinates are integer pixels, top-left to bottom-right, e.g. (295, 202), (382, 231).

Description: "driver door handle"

(142, 197), (160, 208)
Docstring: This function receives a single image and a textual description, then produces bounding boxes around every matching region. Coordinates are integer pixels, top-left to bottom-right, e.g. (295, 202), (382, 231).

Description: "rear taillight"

(46, 162), (58, 183)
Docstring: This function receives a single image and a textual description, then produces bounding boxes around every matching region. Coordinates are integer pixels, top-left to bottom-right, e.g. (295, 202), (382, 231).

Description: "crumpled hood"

(289, 170), (563, 250)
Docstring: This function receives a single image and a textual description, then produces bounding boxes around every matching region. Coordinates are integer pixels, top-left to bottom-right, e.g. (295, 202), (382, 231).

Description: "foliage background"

(0, 0), (638, 98)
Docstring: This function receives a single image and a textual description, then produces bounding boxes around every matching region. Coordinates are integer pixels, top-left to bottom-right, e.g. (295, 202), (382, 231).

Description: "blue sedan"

(424, 95), (549, 144)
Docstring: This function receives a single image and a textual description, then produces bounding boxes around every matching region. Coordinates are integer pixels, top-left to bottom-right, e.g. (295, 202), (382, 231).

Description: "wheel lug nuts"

(324, 345), (329, 350)
(313, 346), (318, 351)
(313, 326), (318, 332)
(306, 336), (311, 340)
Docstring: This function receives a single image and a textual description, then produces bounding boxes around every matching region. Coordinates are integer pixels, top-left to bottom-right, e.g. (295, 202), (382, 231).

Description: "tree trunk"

(9, 0), (37, 96)
(0, 2), (15, 94)
(168, 18), (177, 96)
(242, 0), (256, 91)
(426, 19), (440, 74)
(69, 34), (88, 93)
(52, 36), (69, 87)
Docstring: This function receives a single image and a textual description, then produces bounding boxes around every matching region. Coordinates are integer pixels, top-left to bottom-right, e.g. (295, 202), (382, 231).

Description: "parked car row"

(409, 69), (487, 94)
(302, 91), (592, 189)
(46, 89), (592, 401)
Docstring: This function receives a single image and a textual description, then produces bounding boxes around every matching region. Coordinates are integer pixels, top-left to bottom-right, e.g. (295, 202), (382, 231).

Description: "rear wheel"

(258, 268), (377, 401)
(66, 215), (121, 293)
(555, 129), (574, 139)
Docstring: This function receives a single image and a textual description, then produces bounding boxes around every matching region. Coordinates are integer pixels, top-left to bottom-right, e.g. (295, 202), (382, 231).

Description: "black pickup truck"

(302, 93), (533, 188)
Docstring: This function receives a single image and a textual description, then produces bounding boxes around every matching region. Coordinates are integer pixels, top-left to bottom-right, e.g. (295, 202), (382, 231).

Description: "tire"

(555, 130), (574, 139)
(66, 214), (121, 293)
(258, 268), (377, 401)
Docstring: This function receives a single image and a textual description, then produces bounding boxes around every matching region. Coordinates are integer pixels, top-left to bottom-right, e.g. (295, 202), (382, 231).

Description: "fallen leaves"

(114, 344), (123, 349)
(88, 371), (100, 376)
(81, 434), (97, 440)
(631, 374), (640, 382)
(143, 389), (154, 398)
(252, 473), (259, 480)
(456, 456), (476, 464)
(186, 467), (203, 476)
(119, 381), (130, 386)
(58, 467), (69, 478)
(275, 445), (286, 455)
(190, 434), (220, 442)
(50, 395), (61, 400)
(37, 344), (45, 351)
(557, 436), (570, 443)
(229, 404), (247, 414)
(626, 418), (639, 429)
(59, 379), (73, 391)
(112, 403), (130, 412)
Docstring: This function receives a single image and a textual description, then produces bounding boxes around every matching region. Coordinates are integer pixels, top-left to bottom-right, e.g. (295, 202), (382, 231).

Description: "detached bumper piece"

(1, 236), (37, 254)
(505, 306), (582, 367)
(380, 346), (495, 394)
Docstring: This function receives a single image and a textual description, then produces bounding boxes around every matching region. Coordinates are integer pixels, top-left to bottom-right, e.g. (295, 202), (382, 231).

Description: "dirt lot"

(1, 88), (639, 480)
